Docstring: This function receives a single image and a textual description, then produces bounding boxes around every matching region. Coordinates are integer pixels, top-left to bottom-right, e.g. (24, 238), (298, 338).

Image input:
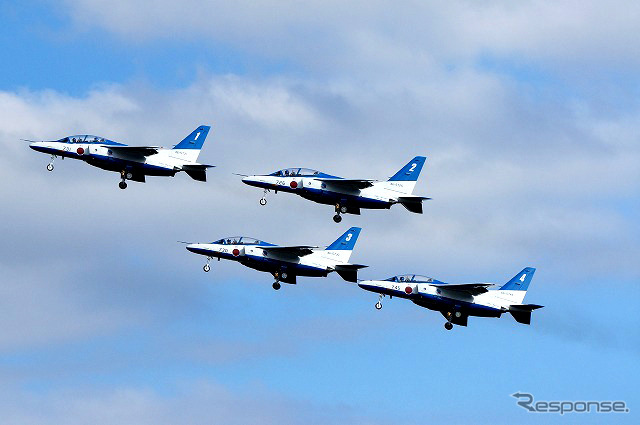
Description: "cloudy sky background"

(1, 1), (639, 423)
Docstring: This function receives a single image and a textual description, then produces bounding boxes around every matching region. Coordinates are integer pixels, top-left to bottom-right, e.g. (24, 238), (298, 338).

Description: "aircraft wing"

(106, 145), (161, 157)
(261, 245), (318, 257)
(429, 283), (493, 296)
(315, 178), (375, 190)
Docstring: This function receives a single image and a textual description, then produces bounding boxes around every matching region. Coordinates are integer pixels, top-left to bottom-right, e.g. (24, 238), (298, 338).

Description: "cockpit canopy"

(211, 236), (266, 245)
(384, 274), (435, 283)
(269, 168), (321, 177)
(57, 135), (108, 144)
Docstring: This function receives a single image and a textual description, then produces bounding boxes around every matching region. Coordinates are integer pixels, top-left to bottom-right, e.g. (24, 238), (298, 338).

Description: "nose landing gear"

(259, 189), (269, 206)
(203, 257), (211, 272)
(374, 294), (384, 310)
(444, 322), (453, 331)
(46, 155), (56, 171)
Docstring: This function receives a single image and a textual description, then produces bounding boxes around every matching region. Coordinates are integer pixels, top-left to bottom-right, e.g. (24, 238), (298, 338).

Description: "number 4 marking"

(520, 274), (526, 282)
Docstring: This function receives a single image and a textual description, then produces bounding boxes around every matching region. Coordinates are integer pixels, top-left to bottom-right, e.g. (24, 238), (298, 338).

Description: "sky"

(0, 0), (639, 423)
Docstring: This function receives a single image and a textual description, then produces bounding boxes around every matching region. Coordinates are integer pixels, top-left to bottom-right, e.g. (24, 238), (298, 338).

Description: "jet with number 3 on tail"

(240, 156), (429, 222)
(28, 125), (213, 189)
(358, 267), (543, 330)
(184, 227), (366, 290)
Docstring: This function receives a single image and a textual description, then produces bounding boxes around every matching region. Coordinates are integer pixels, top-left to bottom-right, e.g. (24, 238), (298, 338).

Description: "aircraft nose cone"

(29, 141), (43, 152)
(186, 244), (199, 253)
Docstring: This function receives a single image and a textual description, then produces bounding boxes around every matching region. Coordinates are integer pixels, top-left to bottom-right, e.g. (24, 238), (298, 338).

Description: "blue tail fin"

(326, 227), (362, 251)
(500, 267), (536, 291)
(388, 156), (426, 181)
(173, 125), (211, 150)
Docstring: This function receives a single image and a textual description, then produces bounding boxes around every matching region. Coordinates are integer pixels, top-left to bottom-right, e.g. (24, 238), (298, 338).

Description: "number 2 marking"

(409, 163), (417, 172)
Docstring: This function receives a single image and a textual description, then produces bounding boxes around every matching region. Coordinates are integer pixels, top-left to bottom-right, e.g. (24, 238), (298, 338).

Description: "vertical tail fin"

(387, 156), (426, 194)
(172, 125), (211, 162)
(499, 267), (536, 291)
(495, 267), (536, 305)
(324, 227), (362, 263)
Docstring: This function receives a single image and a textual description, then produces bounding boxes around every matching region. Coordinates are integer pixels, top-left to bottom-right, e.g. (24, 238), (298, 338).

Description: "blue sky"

(1, 1), (639, 423)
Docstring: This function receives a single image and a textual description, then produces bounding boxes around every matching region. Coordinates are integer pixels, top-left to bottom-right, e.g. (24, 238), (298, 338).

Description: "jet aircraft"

(241, 156), (429, 222)
(184, 227), (366, 290)
(358, 267), (542, 330)
(28, 125), (213, 189)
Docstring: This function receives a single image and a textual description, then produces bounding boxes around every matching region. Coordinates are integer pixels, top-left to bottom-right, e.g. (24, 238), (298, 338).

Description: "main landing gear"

(47, 155), (56, 171)
(333, 204), (348, 223)
(272, 271), (288, 290)
(443, 311), (462, 330)
(259, 189), (269, 206)
(119, 170), (133, 190)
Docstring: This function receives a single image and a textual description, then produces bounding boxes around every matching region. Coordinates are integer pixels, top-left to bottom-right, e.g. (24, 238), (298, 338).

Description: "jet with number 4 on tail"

(184, 227), (366, 290)
(240, 156), (429, 222)
(358, 267), (542, 330)
(28, 125), (213, 189)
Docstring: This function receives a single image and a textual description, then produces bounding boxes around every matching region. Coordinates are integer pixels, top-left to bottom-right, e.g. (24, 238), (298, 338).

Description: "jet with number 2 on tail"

(184, 227), (366, 290)
(358, 267), (543, 330)
(240, 156), (429, 222)
(28, 125), (213, 189)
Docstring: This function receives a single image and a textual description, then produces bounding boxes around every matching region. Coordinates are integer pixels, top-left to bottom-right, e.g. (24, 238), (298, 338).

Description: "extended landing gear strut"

(203, 257), (211, 272)
(443, 311), (462, 330)
(259, 189), (269, 206)
(47, 155), (56, 171)
(119, 170), (133, 190)
(375, 294), (384, 310)
(272, 271), (289, 290)
(333, 204), (348, 223)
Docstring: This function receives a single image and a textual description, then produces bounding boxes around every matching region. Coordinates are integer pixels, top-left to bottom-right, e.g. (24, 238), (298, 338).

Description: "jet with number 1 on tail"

(241, 156), (429, 222)
(28, 125), (213, 189)
(184, 227), (366, 290)
(358, 267), (543, 330)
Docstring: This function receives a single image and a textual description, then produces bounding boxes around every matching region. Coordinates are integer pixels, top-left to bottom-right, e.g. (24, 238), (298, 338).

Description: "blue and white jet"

(28, 125), (213, 189)
(241, 156), (429, 222)
(358, 267), (542, 330)
(185, 227), (366, 290)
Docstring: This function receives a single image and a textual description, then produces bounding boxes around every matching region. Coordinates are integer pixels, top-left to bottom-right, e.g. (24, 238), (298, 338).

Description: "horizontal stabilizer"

(182, 164), (215, 182)
(334, 264), (368, 283)
(509, 304), (544, 325)
(397, 196), (431, 214)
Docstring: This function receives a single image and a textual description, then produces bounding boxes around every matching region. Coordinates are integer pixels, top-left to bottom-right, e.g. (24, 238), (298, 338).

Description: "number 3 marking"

(345, 234), (352, 241)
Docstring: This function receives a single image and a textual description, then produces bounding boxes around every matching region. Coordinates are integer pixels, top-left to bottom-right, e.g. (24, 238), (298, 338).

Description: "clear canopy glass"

(269, 168), (321, 177)
(384, 274), (434, 283)
(212, 236), (263, 245)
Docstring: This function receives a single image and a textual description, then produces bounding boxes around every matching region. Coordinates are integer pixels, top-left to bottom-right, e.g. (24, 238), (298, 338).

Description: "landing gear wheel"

(259, 198), (267, 206)
(375, 301), (382, 310)
(46, 163), (54, 172)
(119, 181), (127, 190)
(444, 322), (453, 331)
(203, 264), (210, 272)
(272, 282), (281, 290)
(333, 214), (342, 223)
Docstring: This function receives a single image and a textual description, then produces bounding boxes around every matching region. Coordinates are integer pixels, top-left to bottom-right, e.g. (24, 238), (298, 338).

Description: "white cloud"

(62, 0), (640, 74)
